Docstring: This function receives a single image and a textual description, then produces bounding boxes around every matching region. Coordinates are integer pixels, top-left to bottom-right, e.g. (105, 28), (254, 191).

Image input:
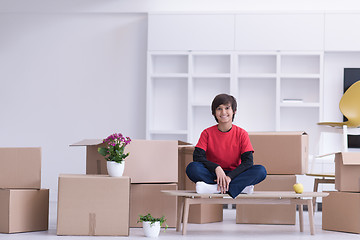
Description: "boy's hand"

(215, 166), (231, 194)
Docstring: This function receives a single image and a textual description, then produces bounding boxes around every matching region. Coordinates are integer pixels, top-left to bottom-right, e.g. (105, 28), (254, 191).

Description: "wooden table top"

(161, 190), (329, 199)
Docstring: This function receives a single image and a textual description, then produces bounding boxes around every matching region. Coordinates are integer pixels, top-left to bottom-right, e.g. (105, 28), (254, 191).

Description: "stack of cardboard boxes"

(236, 132), (308, 225)
(0, 148), (49, 234)
(322, 152), (360, 234)
(57, 139), (194, 236)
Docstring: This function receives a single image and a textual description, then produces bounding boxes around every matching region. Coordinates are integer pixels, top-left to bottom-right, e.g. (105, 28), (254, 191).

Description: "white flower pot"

(106, 161), (125, 177)
(142, 221), (161, 238)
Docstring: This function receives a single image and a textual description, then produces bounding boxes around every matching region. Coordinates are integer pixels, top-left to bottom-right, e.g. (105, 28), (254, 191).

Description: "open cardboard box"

(0, 147), (41, 189)
(335, 152), (360, 192)
(236, 175), (296, 224)
(249, 132), (308, 174)
(0, 189), (49, 233)
(70, 139), (191, 183)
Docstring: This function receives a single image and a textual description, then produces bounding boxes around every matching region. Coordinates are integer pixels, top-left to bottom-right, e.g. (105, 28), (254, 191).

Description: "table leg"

(176, 196), (184, 232)
(307, 199), (315, 235)
(182, 198), (190, 235)
(313, 178), (320, 213)
(298, 204), (304, 232)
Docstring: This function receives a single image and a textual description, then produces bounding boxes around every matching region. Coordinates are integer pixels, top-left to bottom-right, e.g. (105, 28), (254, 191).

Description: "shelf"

(151, 73), (188, 78)
(151, 54), (188, 74)
(193, 54), (231, 74)
(280, 102), (320, 107)
(150, 132), (188, 142)
(149, 130), (188, 135)
(147, 51), (322, 153)
(192, 73), (231, 78)
(280, 107), (320, 155)
(238, 54), (277, 74)
(192, 103), (211, 107)
(280, 55), (321, 74)
(150, 77), (188, 131)
(280, 78), (320, 103)
(280, 74), (321, 79)
(192, 77), (230, 105)
(237, 73), (277, 79)
(237, 77), (276, 131)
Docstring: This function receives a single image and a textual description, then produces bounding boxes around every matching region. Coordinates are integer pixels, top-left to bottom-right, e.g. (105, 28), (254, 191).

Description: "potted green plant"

(137, 213), (168, 238)
(97, 133), (131, 177)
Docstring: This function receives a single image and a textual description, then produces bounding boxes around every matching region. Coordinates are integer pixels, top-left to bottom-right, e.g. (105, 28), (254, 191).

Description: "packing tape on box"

(89, 213), (96, 236)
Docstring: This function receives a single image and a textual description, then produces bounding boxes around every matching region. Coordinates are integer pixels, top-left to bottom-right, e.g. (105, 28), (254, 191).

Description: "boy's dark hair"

(211, 94), (237, 123)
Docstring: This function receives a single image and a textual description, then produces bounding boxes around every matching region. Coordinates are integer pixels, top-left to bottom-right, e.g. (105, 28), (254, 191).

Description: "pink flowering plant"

(98, 133), (132, 163)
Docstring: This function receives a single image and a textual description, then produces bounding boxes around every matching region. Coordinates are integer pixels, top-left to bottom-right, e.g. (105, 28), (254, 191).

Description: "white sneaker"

(196, 181), (221, 194)
(241, 185), (254, 194)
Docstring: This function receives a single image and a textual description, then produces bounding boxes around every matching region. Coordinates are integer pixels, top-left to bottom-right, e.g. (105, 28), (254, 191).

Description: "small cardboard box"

(178, 147), (223, 224)
(0, 189), (49, 233)
(0, 147), (41, 189)
(323, 191), (360, 234)
(71, 139), (190, 183)
(335, 152), (360, 192)
(249, 132), (308, 174)
(129, 183), (177, 228)
(57, 174), (130, 236)
(236, 175), (296, 224)
(188, 204), (223, 224)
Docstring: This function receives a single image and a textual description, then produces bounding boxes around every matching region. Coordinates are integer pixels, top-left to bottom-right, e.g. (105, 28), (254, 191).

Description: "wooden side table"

(306, 173), (335, 212)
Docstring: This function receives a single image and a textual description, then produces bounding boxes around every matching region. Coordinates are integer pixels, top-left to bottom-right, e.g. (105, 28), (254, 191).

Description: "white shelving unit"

(147, 51), (323, 154)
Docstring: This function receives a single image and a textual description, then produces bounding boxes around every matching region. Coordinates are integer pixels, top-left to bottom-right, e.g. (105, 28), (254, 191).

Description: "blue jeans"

(186, 162), (267, 198)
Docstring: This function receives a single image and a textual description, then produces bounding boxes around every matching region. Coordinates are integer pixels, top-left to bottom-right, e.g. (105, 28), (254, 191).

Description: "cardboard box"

(236, 175), (296, 224)
(178, 147), (223, 224)
(57, 174), (130, 236)
(323, 191), (360, 234)
(0, 189), (49, 233)
(71, 139), (190, 183)
(188, 204), (223, 224)
(178, 146), (195, 190)
(0, 147), (41, 189)
(129, 183), (177, 228)
(335, 152), (360, 192)
(249, 132), (308, 174)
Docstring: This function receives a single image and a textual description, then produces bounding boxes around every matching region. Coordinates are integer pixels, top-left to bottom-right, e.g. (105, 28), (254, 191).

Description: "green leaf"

(98, 147), (108, 156)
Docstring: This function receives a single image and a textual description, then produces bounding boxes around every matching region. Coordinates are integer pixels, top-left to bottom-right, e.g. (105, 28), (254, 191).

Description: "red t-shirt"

(195, 125), (254, 171)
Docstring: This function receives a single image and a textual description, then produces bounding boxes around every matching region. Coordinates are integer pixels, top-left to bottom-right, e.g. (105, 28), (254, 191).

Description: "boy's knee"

(186, 161), (200, 175)
(254, 165), (267, 179)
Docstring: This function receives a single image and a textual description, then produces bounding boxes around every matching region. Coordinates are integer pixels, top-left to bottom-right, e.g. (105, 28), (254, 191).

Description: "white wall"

(2, 0), (360, 12)
(2, 1), (360, 201)
(0, 12), (147, 200)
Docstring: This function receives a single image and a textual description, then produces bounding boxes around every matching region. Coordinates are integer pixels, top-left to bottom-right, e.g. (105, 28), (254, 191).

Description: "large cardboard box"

(0, 189), (49, 233)
(249, 132), (308, 174)
(178, 147), (223, 224)
(129, 183), (178, 228)
(57, 174), (130, 236)
(236, 175), (296, 224)
(335, 152), (360, 192)
(0, 147), (41, 189)
(323, 191), (360, 234)
(71, 139), (190, 183)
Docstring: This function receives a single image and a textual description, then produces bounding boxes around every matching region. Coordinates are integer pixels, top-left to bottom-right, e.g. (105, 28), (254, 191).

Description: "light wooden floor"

(0, 202), (357, 240)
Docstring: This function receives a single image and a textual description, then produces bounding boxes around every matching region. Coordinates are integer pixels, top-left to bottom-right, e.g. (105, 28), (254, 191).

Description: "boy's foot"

(196, 181), (221, 194)
(241, 185), (254, 194)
